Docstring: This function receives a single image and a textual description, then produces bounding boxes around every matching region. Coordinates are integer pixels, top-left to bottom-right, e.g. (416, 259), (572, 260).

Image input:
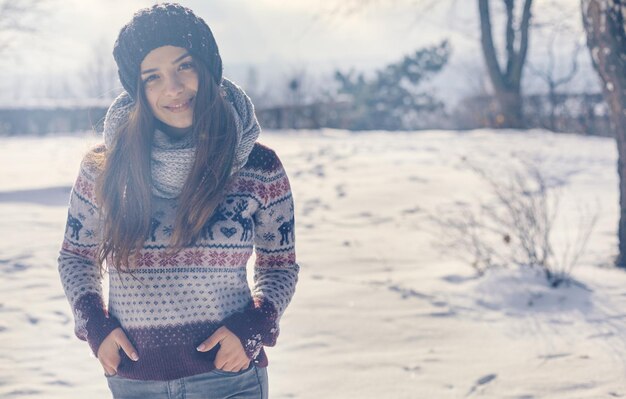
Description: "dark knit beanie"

(113, 3), (222, 100)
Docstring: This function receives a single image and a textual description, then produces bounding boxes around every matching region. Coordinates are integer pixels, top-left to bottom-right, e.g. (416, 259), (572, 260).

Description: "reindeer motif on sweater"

(232, 200), (253, 241)
(66, 213), (83, 240)
(278, 216), (295, 246)
(201, 205), (229, 240)
(58, 142), (299, 381)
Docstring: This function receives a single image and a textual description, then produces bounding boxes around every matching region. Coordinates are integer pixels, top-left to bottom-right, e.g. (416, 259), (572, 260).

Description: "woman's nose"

(164, 75), (184, 96)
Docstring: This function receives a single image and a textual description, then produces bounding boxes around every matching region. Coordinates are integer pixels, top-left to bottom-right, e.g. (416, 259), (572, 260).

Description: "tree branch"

(504, 0), (516, 79)
(0, 0), (46, 52)
(479, 0), (506, 92)
(510, 0), (533, 90)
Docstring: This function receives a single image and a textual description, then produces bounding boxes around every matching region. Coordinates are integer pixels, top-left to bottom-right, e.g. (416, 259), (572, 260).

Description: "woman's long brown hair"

(90, 58), (238, 273)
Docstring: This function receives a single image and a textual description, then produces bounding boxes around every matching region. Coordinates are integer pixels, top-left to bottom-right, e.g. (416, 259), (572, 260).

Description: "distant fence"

(255, 100), (353, 130)
(0, 100), (110, 135)
(0, 94), (614, 136)
(0, 100), (354, 135)
(0, 100), (352, 135)
(454, 93), (613, 136)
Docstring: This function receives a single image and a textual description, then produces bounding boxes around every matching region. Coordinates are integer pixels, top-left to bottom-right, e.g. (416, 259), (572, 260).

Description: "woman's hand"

(97, 327), (139, 376)
(197, 326), (250, 372)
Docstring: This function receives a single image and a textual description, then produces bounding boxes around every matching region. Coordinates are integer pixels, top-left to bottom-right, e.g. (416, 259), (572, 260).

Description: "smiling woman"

(141, 47), (198, 134)
(56, 3), (299, 399)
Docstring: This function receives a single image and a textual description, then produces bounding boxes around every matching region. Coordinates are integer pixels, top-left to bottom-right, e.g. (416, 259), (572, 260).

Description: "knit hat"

(113, 3), (222, 100)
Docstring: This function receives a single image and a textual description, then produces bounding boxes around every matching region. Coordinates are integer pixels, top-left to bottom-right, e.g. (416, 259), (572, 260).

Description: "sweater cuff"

(222, 298), (278, 360)
(74, 293), (121, 357)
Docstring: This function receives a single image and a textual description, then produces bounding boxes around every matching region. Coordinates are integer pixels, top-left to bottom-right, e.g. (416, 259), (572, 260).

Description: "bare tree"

(282, 67), (317, 129)
(478, 0), (533, 128)
(582, 0), (626, 266)
(0, 0), (46, 53)
(527, 21), (585, 131)
(81, 38), (120, 100)
(323, 0), (536, 128)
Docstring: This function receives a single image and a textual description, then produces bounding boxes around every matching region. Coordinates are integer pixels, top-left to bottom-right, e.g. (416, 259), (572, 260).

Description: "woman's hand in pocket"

(97, 327), (139, 376)
(197, 326), (250, 372)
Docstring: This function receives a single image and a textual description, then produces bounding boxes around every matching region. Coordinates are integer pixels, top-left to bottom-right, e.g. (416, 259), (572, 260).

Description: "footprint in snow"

(402, 365), (421, 372)
(441, 274), (480, 284)
(335, 184), (347, 198)
(465, 374), (497, 397)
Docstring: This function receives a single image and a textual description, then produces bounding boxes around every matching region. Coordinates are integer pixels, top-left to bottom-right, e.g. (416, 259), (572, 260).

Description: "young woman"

(57, 4), (298, 398)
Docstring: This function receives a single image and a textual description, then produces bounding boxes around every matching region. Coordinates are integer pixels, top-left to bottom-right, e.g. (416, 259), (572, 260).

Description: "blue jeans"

(106, 364), (268, 399)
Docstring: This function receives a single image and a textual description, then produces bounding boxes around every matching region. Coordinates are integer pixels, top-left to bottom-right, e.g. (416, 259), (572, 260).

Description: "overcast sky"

(0, 0), (594, 103)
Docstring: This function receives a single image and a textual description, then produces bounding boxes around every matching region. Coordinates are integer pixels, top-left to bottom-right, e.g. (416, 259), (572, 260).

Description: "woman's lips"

(164, 97), (193, 113)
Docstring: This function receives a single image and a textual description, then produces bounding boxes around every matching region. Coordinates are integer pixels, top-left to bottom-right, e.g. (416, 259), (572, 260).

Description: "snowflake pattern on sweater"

(57, 142), (299, 381)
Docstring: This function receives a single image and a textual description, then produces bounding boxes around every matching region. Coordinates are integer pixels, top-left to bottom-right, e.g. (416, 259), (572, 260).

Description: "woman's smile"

(162, 96), (194, 113)
(141, 45), (199, 131)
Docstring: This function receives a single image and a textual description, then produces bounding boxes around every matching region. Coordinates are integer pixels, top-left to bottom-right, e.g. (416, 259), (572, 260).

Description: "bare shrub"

(430, 158), (598, 287)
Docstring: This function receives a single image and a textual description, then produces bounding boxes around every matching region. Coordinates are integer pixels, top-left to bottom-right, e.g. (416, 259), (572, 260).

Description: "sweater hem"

(114, 344), (268, 381)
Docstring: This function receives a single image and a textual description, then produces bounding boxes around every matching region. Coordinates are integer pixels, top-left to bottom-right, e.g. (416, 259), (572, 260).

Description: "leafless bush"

(430, 158), (598, 287)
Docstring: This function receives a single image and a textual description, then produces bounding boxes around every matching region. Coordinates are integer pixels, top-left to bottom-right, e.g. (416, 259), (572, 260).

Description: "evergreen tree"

(334, 40), (450, 130)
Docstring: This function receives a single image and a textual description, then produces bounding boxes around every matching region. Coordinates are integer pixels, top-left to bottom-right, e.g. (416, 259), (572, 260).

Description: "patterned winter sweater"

(57, 142), (298, 381)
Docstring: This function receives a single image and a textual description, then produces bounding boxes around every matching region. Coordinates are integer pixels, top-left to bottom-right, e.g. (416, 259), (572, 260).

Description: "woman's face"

(140, 45), (198, 133)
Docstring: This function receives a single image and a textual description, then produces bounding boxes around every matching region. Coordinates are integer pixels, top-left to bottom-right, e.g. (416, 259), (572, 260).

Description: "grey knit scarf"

(103, 78), (261, 199)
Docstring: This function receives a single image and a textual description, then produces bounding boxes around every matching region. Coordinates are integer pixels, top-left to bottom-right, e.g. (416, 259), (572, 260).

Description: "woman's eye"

(143, 74), (159, 84)
(180, 62), (195, 71)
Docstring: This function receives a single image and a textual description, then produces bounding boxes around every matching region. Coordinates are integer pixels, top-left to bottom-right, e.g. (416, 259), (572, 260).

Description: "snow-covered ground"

(1, 129), (626, 398)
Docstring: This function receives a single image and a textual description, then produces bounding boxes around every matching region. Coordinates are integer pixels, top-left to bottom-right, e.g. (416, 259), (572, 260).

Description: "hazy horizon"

(0, 0), (596, 105)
